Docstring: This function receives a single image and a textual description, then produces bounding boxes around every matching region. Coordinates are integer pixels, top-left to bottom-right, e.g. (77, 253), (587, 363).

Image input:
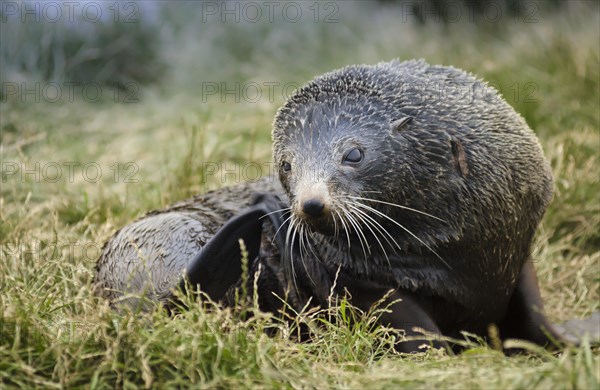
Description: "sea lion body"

(271, 59), (555, 345)
(95, 60), (590, 352)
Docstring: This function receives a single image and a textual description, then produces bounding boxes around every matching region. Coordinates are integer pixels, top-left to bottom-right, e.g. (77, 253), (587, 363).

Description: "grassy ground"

(1, 2), (599, 388)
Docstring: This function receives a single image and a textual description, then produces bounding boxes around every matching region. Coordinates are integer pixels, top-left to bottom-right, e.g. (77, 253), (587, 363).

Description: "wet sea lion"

(95, 60), (598, 352)
(270, 59), (563, 351)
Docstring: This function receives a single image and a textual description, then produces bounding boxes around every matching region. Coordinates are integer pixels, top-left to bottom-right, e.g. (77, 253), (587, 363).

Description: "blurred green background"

(1, 1), (598, 388)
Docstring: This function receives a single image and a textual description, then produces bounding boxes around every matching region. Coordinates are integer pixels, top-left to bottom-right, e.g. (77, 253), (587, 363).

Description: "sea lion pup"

(271, 59), (570, 352)
(93, 178), (291, 310)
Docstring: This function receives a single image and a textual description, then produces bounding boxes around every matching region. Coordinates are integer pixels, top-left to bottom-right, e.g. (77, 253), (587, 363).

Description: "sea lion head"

(271, 63), (448, 244)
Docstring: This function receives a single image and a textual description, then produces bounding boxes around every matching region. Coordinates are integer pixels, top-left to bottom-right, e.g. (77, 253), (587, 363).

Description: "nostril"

(302, 198), (325, 217)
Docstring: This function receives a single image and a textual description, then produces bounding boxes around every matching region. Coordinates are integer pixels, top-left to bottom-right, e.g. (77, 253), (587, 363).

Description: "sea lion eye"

(281, 161), (292, 173)
(342, 148), (364, 165)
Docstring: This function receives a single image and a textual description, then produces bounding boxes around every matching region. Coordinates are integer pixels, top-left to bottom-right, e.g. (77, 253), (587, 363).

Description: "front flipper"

(179, 193), (288, 301)
(385, 291), (449, 353)
(344, 278), (448, 353)
(499, 261), (571, 349)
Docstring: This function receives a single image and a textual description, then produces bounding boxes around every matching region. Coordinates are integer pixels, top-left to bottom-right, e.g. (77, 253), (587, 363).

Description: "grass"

(1, 1), (599, 388)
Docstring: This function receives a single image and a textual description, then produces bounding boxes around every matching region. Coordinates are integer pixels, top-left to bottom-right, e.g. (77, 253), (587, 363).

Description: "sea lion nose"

(302, 198), (325, 217)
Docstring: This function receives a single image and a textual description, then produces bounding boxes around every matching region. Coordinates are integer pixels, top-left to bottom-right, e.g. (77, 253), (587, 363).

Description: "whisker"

(285, 216), (299, 292)
(349, 203), (402, 254)
(353, 202), (451, 269)
(349, 196), (446, 222)
(342, 205), (370, 263)
(272, 214), (294, 244)
(347, 204), (395, 262)
(347, 204), (392, 270)
(331, 208), (339, 240)
(334, 209), (352, 249)
(304, 226), (320, 261)
(291, 219), (304, 292)
(259, 207), (292, 220)
(298, 224), (315, 285)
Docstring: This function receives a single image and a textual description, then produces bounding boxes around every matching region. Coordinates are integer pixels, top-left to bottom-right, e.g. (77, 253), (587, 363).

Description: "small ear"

(450, 137), (469, 177)
(391, 116), (413, 132)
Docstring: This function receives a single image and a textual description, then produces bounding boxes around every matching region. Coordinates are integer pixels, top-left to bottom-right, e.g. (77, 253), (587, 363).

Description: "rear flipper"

(499, 261), (572, 350)
(553, 312), (600, 345)
(179, 193), (288, 302)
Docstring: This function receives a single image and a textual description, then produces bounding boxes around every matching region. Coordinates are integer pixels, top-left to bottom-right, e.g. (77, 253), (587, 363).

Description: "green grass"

(1, 2), (599, 388)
